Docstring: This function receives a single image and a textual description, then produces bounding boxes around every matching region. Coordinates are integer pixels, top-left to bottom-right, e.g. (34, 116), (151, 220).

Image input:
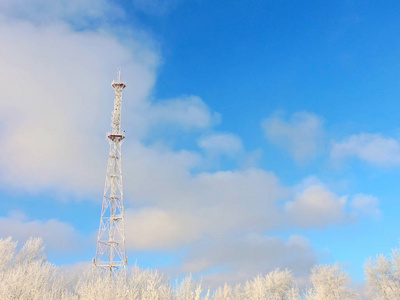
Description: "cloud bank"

(0, 211), (86, 252)
(331, 133), (400, 167)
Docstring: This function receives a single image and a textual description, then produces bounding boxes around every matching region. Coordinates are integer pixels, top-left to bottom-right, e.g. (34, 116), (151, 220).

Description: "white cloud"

(331, 133), (400, 167)
(0, 0), (121, 25)
(0, 211), (86, 252)
(262, 111), (324, 162)
(146, 96), (220, 132)
(125, 96), (219, 141)
(177, 234), (317, 288)
(350, 194), (381, 219)
(241, 149), (263, 168)
(0, 11), (159, 194)
(285, 181), (380, 228)
(125, 208), (203, 250)
(125, 171), (379, 284)
(123, 168), (288, 250)
(122, 142), (200, 206)
(0, 10), (217, 194)
(285, 185), (347, 228)
(198, 133), (243, 157)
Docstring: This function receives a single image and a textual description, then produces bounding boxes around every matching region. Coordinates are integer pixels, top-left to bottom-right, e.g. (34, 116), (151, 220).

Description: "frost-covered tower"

(93, 71), (127, 274)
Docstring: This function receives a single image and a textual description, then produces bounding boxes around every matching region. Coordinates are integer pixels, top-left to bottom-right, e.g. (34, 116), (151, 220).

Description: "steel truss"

(93, 72), (127, 274)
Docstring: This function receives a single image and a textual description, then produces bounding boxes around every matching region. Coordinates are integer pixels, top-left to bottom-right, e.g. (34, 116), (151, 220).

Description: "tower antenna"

(93, 71), (127, 275)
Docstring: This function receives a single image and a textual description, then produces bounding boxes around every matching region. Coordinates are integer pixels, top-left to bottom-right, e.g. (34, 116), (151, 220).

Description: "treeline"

(0, 237), (398, 299)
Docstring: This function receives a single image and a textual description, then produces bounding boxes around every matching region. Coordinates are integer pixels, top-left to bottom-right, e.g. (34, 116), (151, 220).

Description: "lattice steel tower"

(93, 71), (127, 274)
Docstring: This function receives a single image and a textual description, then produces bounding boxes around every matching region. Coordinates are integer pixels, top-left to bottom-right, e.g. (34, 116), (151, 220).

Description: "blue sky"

(0, 0), (400, 289)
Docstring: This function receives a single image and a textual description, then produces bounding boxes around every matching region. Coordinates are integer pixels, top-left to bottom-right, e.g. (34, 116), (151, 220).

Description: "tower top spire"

(112, 69), (126, 89)
(110, 69), (126, 135)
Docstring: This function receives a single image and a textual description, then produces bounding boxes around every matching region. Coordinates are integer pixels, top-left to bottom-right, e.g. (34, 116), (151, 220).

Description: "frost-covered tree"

(365, 248), (400, 299)
(305, 264), (359, 300)
(231, 269), (299, 300)
(264, 269), (300, 300)
(233, 283), (245, 300)
(76, 266), (175, 299)
(176, 275), (203, 300)
(0, 236), (372, 300)
(214, 283), (233, 300)
(0, 237), (16, 271)
(0, 237), (74, 300)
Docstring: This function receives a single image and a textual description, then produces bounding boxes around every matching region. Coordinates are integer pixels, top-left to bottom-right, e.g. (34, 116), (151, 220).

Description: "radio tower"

(93, 71), (127, 274)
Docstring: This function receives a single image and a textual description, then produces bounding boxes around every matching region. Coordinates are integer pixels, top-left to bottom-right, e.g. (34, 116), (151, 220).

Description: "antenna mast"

(93, 71), (127, 274)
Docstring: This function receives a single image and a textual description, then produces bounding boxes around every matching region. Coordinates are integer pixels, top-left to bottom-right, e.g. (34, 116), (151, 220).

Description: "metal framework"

(93, 71), (127, 274)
